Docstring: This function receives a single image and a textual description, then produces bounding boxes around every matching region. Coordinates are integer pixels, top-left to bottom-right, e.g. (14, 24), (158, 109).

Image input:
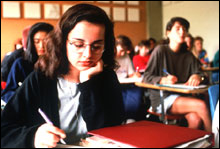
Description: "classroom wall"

(1, 1), (146, 61)
(162, 1), (219, 61)
(146, 1), (162, 42)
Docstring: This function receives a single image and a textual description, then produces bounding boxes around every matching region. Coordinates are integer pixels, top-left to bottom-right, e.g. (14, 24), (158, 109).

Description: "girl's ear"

(166, 30), (170, 38)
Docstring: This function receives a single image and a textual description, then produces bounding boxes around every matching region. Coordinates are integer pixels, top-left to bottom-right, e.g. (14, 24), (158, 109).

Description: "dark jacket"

(1, 48), (24, 82)
(1, 69), (125, 148)
(1, 57), (34, 103)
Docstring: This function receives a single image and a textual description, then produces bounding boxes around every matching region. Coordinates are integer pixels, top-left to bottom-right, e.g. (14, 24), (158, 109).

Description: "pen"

(38, 108), (66, 144)
(136, 66), (139, 73)
(163, 69), (171, 75)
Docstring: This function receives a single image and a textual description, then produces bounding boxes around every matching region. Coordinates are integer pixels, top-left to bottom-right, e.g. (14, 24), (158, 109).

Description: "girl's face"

(34, 31), (48, 56)
(167, 22), (187, 45)
(66, 21), (105, 72)
(185, 36), (192, 50)
(116, 45), (126, 58)
(139, 46), (149, 57)
(194, 40), (203, 52)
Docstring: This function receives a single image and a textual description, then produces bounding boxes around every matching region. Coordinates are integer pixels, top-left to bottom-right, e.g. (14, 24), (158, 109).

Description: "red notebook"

(87, 120), (213, 148)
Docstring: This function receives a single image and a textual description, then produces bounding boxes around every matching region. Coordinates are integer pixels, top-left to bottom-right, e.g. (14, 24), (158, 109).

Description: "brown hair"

(35, 4), (117, 78)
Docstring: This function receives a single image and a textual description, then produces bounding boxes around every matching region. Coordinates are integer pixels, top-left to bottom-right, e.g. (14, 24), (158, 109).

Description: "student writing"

(1, 4), (125, 148)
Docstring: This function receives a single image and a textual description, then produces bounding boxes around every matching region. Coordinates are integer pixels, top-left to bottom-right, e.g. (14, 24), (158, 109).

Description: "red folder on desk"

(88, 121), (213, 148)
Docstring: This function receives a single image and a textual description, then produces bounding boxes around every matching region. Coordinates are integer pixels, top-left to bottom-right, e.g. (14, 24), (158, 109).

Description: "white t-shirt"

(57, 77), (87, 144)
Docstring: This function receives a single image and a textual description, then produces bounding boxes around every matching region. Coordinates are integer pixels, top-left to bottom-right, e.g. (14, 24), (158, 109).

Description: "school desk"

(135, 82), (209, 124)
(202, 66), (219, 84)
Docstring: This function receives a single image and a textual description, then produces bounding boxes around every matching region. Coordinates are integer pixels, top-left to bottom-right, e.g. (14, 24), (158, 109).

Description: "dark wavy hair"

(25, 22), (54, 64)
(166, 17), (190, 32)
(36, 4), (117, 78)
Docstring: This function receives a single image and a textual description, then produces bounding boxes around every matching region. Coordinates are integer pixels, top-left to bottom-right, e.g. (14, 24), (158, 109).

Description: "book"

(83, 121), (213, 148)
(156, 83), (207, 90)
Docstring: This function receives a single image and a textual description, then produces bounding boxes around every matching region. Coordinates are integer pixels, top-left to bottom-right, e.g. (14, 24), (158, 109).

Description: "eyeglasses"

(68, 40), (104, 55)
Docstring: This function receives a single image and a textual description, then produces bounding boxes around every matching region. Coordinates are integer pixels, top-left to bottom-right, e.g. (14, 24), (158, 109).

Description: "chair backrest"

(208, 84), (219, 120)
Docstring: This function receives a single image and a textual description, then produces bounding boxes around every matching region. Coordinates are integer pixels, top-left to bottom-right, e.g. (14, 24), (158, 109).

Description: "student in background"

(115, 35), (144, 121)
(1, 26), (30, 82)
(116, 35), (135, 61)
(1, 4), (125, 148)
(193, 36), (210, 67)
(115, 35), (140, 79)
(148, 37), (157, 54)
(133, 40), (151, 73)
(212, 50), (219, 83)
(143, 17), (211, 132)
(185, 33), (194, 51)
(1, 22), (54, 103)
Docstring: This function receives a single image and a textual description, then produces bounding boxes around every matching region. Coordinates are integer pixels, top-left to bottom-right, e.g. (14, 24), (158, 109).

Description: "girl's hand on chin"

(80, 59), (103, 83)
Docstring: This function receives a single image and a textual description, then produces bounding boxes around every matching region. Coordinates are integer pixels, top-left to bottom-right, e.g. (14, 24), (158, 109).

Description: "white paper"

(127, 8), (140, 22)
(44, 3), (60, 19)
(127, 1), (140, 5)
(157, 83), (207, 90)
(112, 1), (125, 4)
(113, 7), (126, 21)
(24, 2), (41, 19)
(3, 1), (20, 18)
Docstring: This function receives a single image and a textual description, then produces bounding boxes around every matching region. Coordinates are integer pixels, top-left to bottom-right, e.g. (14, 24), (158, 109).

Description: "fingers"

(163, 75), (177, 84)
(34, 124), (66, 148)
(80, 59), (103, 82)
(186, 74), (201, 86)
(45, 124), (66, 139)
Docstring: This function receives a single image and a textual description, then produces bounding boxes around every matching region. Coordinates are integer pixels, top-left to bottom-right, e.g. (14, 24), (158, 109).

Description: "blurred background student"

(212, 49), (219, 83)
(115, 35), (145, 121)
(1, 26), (31, 83)
(1, 22), (54, 103)
(148, 37), (157, 54)
(185, 33), (194, 51)
(133, 40), (151, 74)
(193, 36), (210, 67)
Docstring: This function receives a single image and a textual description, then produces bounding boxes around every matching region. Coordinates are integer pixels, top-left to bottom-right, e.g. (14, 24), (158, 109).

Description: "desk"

(119, 77), (143, 84)
(135, 82), (209, 124)
(202, 67), (219, 84)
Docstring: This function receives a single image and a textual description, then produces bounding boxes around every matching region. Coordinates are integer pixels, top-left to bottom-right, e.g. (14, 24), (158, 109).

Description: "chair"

(146, 107), (184, 125)
(208, 84), (219, 120)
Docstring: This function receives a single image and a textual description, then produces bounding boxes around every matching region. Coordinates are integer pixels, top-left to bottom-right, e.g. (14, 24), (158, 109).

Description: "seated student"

(143, 17), (212, 132)
(115, 35), (143, 121)
(1, 26), (30, 82)
(116, 35), (135, 61)
(193, 36), (210, 67)
(1, 22), (54, 103)
(185, 33), (194, 51)
(133, 40), (151, 73)
(148, 37), (157, 54)
(212, 50), (219, 83)
(1, 4), (125, 148)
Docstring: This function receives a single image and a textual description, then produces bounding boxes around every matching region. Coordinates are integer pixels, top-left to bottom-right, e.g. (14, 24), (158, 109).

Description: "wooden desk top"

(201, 67), (219, 71)
(135, 82), (209, 94)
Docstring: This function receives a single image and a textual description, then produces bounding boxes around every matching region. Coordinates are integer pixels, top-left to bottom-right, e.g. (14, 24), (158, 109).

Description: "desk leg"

(160, 90), (168, 124)
(208, 71), (213, 84)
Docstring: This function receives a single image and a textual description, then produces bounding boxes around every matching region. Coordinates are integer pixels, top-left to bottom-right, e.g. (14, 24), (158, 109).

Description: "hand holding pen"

(160, 69), (178, 84)
(34, 108), (66, 148)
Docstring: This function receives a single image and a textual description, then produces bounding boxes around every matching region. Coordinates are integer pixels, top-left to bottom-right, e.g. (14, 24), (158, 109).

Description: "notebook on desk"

(84, 121), (213, 148)
(156, 83), (207, 90)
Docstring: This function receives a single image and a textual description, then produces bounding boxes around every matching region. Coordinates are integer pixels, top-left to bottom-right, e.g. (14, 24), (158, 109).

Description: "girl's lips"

(78, 61), (93, 66)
